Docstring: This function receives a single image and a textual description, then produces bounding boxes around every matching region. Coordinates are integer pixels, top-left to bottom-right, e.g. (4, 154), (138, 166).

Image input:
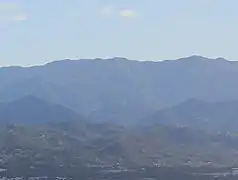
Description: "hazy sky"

(0, 0), (238, 66)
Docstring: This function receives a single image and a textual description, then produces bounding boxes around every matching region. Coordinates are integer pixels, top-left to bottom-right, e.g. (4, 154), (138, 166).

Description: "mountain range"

(1, 55), (238, 123)
(1, 56), (238, 170)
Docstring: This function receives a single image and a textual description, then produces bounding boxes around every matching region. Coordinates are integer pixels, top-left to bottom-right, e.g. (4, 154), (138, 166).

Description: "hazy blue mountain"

(144, 99), (238, 133)
(0, 56), (238, 123)
(0, 95), (80, 124)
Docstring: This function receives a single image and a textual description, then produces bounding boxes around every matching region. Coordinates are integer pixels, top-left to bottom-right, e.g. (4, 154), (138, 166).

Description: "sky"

(0, 0), (238, 66)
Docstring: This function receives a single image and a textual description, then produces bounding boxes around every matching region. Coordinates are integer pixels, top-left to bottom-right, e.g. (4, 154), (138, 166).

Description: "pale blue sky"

(0, 0), (238, 66)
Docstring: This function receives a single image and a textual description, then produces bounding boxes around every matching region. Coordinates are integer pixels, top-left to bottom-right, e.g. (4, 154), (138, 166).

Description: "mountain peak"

(109, 57), (130, 61)
(12, 94), (46, 105)
(0, 95), (80, 124)
(178, 55), (209, 61)
(215, 57), (228, 61)
(178, 55), (229, 62)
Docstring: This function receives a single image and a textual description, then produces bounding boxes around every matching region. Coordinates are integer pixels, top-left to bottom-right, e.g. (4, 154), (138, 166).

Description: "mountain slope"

(1, 122), (238, 173)
(0, 56), (238, 123)
(0, 95), (80, 124)
(144, 99), (238, 133)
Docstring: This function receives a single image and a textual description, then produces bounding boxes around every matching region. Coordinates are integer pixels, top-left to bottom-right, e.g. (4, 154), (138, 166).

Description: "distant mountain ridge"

(0, 56), (238, 123)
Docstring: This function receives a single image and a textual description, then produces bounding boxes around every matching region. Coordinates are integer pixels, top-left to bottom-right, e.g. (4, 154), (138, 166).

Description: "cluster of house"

(231, 168), (238, 176)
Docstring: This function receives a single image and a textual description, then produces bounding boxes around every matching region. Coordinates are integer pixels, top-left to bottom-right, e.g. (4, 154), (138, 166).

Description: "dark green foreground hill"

(0, 121), (238, 174)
